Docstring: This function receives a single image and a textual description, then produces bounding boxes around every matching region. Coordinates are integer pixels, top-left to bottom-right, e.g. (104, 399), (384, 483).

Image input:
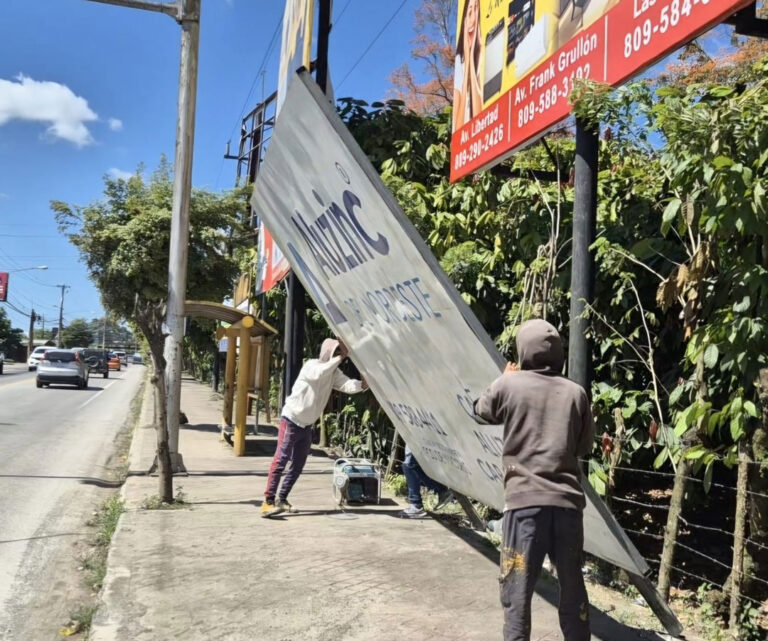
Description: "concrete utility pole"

(86, 0), (200, 473)
(27, 309), (37, 360)
(56, 284), (69, 347)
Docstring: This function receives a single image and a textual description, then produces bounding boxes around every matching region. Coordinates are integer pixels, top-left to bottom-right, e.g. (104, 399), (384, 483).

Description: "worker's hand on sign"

(361, 377), (369, 391)
(504, 362), (520, 374)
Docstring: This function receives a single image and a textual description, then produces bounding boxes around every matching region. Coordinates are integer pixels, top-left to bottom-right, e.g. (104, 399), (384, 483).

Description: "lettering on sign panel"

(450, 0), (752, 181)
(253, 71), (648, 575)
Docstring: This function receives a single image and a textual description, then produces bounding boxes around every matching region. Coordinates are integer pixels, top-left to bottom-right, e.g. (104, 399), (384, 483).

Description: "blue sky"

(0, 0), (422, 332)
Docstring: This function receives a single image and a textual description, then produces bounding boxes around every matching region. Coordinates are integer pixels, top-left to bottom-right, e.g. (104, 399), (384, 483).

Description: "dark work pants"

(500, 506), (590, 641)
(264, 418), (313, 501)
(402, 445), (445, 508)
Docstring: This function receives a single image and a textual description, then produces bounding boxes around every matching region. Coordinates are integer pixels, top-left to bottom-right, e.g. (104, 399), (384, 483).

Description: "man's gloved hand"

(504, 362), (520, 374)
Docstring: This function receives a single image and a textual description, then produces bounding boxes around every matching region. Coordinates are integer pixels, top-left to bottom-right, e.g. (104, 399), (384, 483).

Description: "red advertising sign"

(0, 272), (7, 302)
(451, 0), (752, 182)
(255, 223), (291, 294)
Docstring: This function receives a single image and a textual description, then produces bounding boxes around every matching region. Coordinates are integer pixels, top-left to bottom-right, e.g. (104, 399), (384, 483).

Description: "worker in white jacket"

(261, 337), (366, 517)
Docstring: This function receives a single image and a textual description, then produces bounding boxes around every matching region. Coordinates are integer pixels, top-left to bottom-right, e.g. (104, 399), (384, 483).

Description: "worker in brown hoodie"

(473, 319), (595, 641)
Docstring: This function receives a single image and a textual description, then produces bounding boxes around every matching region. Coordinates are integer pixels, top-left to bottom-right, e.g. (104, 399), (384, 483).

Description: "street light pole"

(85, 0), (199, 473)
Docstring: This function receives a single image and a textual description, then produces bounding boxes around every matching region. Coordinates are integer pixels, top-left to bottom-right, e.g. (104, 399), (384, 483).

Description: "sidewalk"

(91, 376), (672, 641)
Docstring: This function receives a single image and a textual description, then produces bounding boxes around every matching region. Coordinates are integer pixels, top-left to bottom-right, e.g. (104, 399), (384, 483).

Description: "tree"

(0, 307), (24, 355)
(53, 158), (246, 501)
(61, 317), (94, 348)
(389, 0), (455, 114)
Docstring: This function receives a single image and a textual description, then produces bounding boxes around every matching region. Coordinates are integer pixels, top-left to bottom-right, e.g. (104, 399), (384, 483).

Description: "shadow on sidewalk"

(432, 516), (667, 641)
(0, 474), (122, 488)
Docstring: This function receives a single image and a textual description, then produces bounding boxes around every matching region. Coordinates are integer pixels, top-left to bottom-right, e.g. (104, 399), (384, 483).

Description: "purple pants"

(264, 417), (313, 501)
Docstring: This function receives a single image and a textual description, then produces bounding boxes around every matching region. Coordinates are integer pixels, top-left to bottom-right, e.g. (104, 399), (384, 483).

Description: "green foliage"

(52, 157), (246, 325)
(0, 307), (23, 354)
(61, 317), (93, 348)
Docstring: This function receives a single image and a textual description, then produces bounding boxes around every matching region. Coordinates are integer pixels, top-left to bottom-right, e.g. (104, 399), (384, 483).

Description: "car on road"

(36, 349), (89, 389)
(77, 348), (110, 379)
(108, 353), (121, 371)
(28, 346), (55, 371)
(114, 350), (127, 365)
(130, 352), (144, 365)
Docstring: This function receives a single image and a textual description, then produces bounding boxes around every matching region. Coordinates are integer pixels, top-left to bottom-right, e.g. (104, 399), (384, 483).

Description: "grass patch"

(59, 605), (97, 637)
(385, 473), (407, 497)
(82, 495), (125, 593)
(140, 486), (189, 510)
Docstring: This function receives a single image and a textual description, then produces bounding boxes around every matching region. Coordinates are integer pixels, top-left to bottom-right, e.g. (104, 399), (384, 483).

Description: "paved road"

(0, 360), (143, 640)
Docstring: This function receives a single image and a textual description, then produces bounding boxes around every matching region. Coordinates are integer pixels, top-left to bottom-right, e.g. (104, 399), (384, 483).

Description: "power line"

(216, 12), (283, 190)
(337, 0), (409, 89)
(334, 0), (352, 25)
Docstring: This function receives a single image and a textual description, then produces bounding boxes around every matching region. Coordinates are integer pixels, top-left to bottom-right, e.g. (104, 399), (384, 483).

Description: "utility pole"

(56, 284), (69, 347)
(86, 0), (200, 475)
(27, 309), (37, 360)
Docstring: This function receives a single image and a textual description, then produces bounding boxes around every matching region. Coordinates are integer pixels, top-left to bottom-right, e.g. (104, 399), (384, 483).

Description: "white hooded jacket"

(281, 338), (364, 427)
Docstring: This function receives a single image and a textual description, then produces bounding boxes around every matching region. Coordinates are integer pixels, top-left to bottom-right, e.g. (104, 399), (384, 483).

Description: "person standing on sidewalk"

(473, 319), (595, 641)
(399, 444), (454, 518)
(261, 337), (367, 517)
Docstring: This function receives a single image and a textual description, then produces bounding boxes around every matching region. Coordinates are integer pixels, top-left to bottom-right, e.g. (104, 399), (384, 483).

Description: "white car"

(28, 346), (55, 371)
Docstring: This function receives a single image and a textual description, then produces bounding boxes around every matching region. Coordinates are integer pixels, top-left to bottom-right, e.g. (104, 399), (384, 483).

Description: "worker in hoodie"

(473, 319), (595, 641)
(261, 337), (367, 517)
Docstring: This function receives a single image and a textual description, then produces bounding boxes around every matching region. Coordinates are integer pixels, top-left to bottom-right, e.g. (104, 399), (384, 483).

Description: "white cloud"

(108, 167), (133, 180)
(0, 74), (98, 146)
(108, 117), (123, 131)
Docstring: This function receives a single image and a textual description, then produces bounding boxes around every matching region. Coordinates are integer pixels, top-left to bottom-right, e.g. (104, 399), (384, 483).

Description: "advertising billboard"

(450, 0), (752, 181)
(255, 222), (292, 294)
(276, 0), (315, 115)
(252, 70), (650, 574)
(0, 272), (7, 302)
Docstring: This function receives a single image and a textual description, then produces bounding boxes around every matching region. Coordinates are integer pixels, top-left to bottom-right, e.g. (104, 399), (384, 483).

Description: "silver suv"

(36, 349), (89, 389)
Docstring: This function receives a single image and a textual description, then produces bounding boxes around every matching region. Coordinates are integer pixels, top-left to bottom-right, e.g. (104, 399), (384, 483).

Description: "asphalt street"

(0, 360), (143, 640)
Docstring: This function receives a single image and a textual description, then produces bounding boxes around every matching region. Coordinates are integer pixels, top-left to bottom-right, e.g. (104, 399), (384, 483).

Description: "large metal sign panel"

(253, 71), (647, 574)
(450, 0), (752, 181)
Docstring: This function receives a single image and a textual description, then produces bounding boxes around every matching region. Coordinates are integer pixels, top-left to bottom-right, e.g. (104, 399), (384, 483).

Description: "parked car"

(36, 349), (89, 389)
(114, 350), (127, 365)
(108, 353), (121, 371)
(79, 348), (110, 378)
(131, 352), (143, 365)
(28, 346), (55, 371)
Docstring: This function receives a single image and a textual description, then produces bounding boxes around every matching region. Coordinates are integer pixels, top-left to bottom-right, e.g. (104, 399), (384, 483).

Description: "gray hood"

(516, 319), (564, 374)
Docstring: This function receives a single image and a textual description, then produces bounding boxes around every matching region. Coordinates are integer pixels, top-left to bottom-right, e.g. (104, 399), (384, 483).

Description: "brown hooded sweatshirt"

(474, 319), (595, 512)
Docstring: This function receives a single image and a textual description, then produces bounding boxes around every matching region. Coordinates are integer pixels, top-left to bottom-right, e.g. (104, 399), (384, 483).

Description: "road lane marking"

(0, 377), (36, 390)
(79, 380), (117, 409)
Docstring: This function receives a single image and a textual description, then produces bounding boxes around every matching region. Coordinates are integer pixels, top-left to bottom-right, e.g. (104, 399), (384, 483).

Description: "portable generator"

(332, 458), (381, 507)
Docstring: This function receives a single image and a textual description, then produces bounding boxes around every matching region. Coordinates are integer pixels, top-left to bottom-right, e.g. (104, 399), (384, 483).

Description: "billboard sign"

(255, 222), (291, 294)
(450, 0), (752, 181)
(0, 272), (7, 302)
(252, 70), (649, 575)
(276, 0), (315, 115)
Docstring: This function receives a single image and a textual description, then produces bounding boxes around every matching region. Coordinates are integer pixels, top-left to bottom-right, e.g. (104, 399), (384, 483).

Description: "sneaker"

(399, 505), (426, 519)
(433, 489), (454, 511)
(276, 498), (298, 513)
(260, 500), (284, 518)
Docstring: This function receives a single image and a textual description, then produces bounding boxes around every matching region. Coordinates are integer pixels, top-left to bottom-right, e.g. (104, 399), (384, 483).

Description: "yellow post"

(223, 332), (237, 426)
(234, 316), (254, 456)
